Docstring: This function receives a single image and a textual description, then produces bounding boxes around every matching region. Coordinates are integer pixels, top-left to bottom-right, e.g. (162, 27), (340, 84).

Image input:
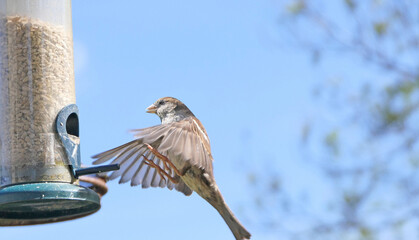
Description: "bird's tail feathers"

(208, 188), (251, 240)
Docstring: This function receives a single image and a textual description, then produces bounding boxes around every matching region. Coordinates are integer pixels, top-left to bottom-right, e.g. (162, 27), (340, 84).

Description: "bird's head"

(146, 97), (194, 123)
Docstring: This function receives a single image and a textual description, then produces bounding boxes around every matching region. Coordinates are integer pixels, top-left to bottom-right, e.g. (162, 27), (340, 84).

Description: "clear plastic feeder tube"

(0, 0), (75, 186)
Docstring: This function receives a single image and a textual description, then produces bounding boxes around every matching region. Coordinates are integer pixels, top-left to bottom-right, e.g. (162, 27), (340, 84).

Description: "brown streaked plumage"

(92, 97), (251, 240)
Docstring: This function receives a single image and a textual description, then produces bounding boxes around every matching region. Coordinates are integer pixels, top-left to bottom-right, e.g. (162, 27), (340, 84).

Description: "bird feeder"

(0, 0), (118, 225)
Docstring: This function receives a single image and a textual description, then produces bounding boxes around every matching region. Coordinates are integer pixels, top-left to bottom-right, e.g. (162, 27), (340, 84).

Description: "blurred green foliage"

(373, 22), (388, 37)
(248, 0), (419, 239)
(287, 0), (306, 14)
(324, 130), (339, 156)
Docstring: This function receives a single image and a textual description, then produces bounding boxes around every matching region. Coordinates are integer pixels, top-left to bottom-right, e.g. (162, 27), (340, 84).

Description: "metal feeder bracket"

(56, 104), (119, 178)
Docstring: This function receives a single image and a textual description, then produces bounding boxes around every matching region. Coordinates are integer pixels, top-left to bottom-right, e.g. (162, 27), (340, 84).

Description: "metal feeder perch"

(0, 0), (118, 225)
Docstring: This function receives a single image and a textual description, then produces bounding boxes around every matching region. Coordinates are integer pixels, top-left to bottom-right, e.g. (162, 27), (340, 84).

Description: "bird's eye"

(159, 100), (165, 105)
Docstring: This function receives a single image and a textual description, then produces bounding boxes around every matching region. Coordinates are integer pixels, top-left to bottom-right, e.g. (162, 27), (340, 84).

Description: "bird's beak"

(146, 104), (157, 114)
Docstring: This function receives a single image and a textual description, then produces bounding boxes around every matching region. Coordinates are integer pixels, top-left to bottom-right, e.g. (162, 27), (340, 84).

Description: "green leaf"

(344, 0), (356, 11)
(287, 0), (306, 15)
(324, 130), (339, 156)
(398, 80), (419, 99)
(373, 22), (388, 36)
(383, 108), (400, 125)
(360, 227), (372, 238)
(343, 192), (359, 205)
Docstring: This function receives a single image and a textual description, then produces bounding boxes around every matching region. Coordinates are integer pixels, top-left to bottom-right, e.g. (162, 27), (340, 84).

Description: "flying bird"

(92, 97), (251, 240)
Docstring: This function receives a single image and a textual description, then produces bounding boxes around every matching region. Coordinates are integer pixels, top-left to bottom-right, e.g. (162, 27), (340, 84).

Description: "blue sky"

(2, 1), (342, 239)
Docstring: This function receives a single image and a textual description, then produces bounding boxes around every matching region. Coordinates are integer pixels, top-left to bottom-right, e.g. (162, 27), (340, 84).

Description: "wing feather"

(182, 132), (192, 161)
(130, 160), (147, 186)
(172, 129), (186, 156)
(157, 127), (178, 152)
(108, 145), (144, 180)
(141, 152), (154, 188)
(141, 126), (171, 143)
(92, 140), (138, 164)
(119, 152), (144, 184)
(130, 124), (162, 138)
(92, 117), (213, 195)
(150, 159), (164, 187)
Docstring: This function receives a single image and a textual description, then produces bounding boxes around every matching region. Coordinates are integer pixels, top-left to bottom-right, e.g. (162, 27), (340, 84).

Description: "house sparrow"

(92, 97), (251, 240)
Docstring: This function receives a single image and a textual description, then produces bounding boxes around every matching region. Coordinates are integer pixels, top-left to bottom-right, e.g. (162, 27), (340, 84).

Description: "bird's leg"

(144, 143), (183, 176)
(143, 157), (167, 183)
(143, 154), (179, 184)
(161, 158), (172, 175)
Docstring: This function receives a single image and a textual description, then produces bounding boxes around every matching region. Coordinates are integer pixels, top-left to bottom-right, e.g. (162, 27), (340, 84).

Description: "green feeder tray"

(0, 182), (100, 226)
(0, 105), (119, 226)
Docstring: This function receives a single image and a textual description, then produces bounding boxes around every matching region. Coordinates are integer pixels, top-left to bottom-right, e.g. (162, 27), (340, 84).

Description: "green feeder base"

(0, 182), (100, 226)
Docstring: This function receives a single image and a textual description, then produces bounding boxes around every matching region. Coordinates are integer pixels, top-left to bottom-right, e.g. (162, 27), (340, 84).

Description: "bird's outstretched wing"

(92, 117), (213, 195)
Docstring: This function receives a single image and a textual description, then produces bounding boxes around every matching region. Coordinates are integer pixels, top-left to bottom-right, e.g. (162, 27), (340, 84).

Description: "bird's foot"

(144, 143), (183, 176)
(143, 154), (179, 184)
